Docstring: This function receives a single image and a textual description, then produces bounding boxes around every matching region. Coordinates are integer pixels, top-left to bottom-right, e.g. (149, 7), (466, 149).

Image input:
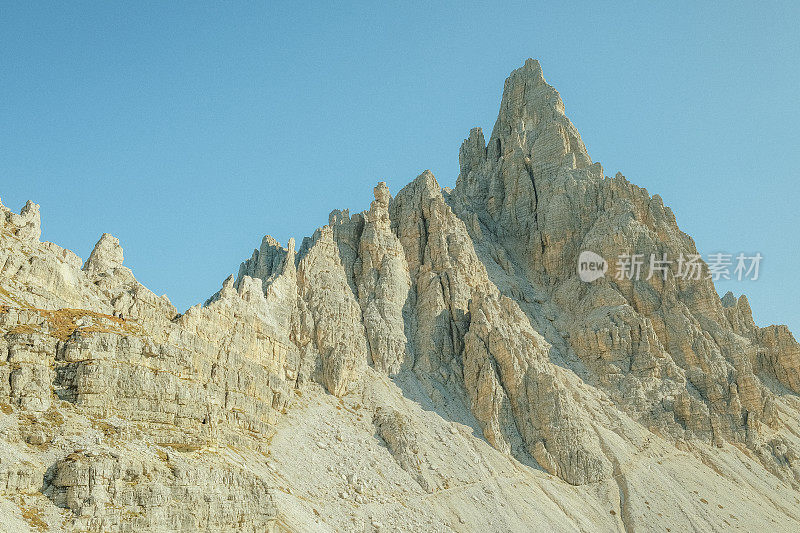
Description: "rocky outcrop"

(450, 59), (794, 481)
(1, 198), (41, 244)
(464, 292), (611, 485)
(82, 233), (124, 275)
(355, 182), (411, 375)
(294, 226), (368, 396)
(46, 447), (277, 531)
(1, 59), (799, 531)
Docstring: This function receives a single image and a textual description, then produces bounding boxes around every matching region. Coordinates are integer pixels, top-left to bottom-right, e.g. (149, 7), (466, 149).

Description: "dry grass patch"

(37, 308), (141, 341)
(8, 324), (38, 335)
(4, 306), (146, 341)
(0, 285), (25, 307)
(21, 504), (48, 532)
(91, 417), (119, 438)
(43, 407), (65, 426)
(162, 442), (205, 453)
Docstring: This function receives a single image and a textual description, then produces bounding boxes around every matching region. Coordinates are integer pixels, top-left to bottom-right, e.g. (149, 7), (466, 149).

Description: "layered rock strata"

(1, 59), (799, 532)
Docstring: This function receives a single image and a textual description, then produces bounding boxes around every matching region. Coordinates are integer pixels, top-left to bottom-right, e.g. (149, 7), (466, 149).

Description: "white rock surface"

(1, 60), (799, 532)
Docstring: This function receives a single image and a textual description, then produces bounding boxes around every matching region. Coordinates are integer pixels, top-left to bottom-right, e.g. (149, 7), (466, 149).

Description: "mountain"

(1, 59), (799, 532)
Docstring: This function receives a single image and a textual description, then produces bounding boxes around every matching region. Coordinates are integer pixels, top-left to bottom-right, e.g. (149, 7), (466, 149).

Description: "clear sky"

(1, 2), (798, 333)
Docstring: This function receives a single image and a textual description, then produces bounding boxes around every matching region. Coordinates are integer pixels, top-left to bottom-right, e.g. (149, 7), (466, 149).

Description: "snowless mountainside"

(1, 59), (800, 532)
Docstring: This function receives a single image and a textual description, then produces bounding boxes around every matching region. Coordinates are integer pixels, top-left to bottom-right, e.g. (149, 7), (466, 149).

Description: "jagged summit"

(487, 58), (590, 170)
(82, 233), (124, 274)
(0, 197), (41, 243)
(458, 58), (591, 183)
(1, 60), (800, 532)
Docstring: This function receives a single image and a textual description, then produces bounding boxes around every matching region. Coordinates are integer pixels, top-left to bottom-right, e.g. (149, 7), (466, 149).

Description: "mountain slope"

(1, 59), (799, 532)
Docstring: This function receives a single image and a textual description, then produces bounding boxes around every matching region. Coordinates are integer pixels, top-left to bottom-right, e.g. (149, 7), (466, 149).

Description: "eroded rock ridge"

(1, 59), (799, 532)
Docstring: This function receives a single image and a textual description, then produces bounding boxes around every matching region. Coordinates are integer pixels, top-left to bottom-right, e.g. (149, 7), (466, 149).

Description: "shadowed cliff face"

(1, 60), (799, 532)
(225, 59), (800, 487)
(449, 60), (799, 467)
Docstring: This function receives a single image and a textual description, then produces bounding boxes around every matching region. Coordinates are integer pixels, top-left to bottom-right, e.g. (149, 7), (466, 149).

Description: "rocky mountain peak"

(1, 59), (799, 532)
(82, 233), (124, 274)
(0, 197), (41, 243)
(487, 58), (590, 171)
(721, 290), (738, 307)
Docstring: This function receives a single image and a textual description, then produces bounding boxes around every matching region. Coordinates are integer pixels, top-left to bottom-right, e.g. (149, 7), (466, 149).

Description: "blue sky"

(1, 2), (798, 333)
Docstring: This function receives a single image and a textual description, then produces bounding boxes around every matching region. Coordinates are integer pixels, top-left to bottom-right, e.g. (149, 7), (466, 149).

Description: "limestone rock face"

(1, 59), (800, 532)
(355, 182), (411, 374)
(47, 447), (277, 532)
(82, 233), (124, 275)
(1, 199), (41, 244)
(295, 226), (368, 396)
(450, 58), (794, 481)
(464, 292), (611, 485)
(757, 325), (800, 392)
(390, 170), (492, 385)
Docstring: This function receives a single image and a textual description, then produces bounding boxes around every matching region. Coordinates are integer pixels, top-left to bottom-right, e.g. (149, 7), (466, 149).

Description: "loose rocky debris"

(1, 59), (799, 532)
